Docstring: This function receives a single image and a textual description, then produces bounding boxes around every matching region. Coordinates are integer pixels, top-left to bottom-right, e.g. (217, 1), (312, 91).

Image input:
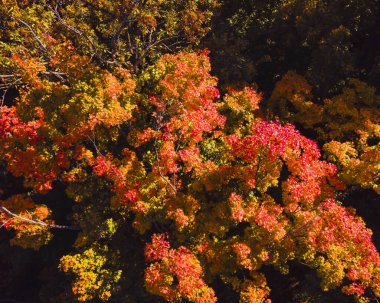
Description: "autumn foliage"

(0, 1), (380, 303)
(269, 73), (380, 195)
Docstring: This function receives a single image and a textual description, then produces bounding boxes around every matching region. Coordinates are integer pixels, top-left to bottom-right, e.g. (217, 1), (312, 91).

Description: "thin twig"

(15, 18), (49, 55)
(135, 35), (185, 69)
(42, 70), (67, 83)
(0, 71), (67, 87)
(0, 78), (22, 90)
(1, 88), (8, 107)
(111, 0), (141, 52)
(87, 134), (126, 184)
(51, 5), (97, 60)
(282, 217), (318, 239)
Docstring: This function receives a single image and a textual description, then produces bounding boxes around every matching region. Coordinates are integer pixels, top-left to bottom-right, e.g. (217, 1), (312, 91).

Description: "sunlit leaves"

(270, 73), (380, 194)
(145, 234), (217, 303)
(0, 46), (379, 303)
(60, 246), (122, 302)
(0, 195), (53, 250)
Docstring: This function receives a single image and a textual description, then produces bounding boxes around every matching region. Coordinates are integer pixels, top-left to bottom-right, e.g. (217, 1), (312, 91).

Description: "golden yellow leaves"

(60, 246), (122, 302)
(0, 195), (53, 250)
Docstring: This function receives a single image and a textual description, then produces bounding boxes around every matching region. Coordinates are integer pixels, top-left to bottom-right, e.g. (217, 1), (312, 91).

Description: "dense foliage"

(0, 1), (379, 303)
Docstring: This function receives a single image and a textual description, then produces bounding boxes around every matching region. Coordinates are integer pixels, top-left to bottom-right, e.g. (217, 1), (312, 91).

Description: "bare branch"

(135, 35), (185, 69)
(0, 74), (22, 78)
(1, 72), (66, 78)
(42, 70), (68, 83)
(0, 206), (80, 231)
(111, 0), (142, 51)
(1, 88), (8, 107)
(0, 78), (22, 91)
(0, 70), (68, 89)
(50, 6), (97, 60)
(282, 204), (323, 240)
(15, 18), (49, 55)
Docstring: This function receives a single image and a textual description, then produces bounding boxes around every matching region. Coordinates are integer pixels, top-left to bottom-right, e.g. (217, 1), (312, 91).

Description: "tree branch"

(15, 18), (49, 55)
(0, 206), (81, 231)
(0, 71), (68, 88)
(0, 74), (21, 78)
(87, 134), (127, 185)
(0, 77), (22, 90)
(50, 5), (97, 60)
(134, 35), (185, 69)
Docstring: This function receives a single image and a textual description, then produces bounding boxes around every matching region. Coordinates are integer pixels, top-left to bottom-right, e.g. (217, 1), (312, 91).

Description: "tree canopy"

(0, 1), (380, 303)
